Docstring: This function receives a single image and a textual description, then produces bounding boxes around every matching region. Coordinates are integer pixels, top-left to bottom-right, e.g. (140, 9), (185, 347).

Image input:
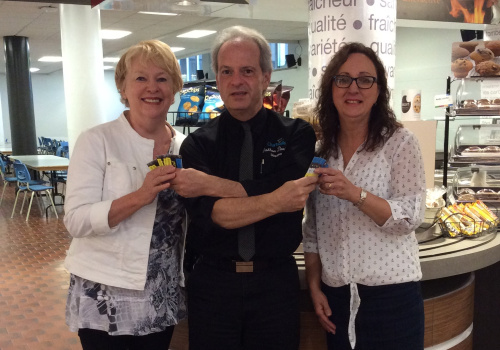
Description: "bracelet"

(354, 188), (367, 208)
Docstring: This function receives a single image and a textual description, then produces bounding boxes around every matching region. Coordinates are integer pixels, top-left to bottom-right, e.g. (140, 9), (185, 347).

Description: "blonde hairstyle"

(115, 40), (183, 107)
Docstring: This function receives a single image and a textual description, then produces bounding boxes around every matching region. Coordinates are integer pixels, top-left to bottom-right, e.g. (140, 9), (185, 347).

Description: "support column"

(3, 36), (37, 155)
(60, 4), (106, 155)
(308, 0), (397, 100)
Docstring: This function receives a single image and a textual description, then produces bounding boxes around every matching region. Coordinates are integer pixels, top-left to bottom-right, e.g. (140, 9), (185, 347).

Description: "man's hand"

(170, 168), (210, 198)
(271, 176), (318, 213)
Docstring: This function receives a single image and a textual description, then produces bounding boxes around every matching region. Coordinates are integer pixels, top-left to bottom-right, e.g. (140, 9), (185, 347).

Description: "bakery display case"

(448, 166), (500, 203)
(453, 77), (500, 116)
(449, 124), (500, 166)
(441, 76), (500, 187)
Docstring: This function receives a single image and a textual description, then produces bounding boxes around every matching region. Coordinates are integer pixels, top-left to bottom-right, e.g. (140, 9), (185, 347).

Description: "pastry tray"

(454, 108), (500, 116)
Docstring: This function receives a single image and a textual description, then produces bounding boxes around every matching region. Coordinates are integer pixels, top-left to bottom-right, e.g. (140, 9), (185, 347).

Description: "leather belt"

(198, 255), (292, 273)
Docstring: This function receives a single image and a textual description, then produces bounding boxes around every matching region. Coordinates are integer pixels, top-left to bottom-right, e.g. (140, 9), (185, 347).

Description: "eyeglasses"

(333, 75), (377, 89)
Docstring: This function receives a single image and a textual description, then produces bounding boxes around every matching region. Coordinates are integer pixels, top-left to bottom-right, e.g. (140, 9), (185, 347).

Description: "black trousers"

(78, 327), (175, 350)
(187, 256), (300, 350)
(322, 281), (424, 350)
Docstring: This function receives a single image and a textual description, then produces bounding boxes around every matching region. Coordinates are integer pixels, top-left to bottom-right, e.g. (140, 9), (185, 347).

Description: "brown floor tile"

(0, 184), (81, 350)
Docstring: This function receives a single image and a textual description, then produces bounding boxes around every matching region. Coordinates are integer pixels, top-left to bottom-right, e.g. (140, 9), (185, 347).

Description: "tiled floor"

(0, 182), (81, 349)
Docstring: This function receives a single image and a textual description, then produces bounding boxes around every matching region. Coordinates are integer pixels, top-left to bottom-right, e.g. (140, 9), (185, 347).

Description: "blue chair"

(54, 143), (69, 202)
(0, 157), (17, 206)
(11, 162), (58, 221)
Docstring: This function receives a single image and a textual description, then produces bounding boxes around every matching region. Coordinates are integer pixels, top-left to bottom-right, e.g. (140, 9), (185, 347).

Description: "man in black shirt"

(172, 26), (318, 350)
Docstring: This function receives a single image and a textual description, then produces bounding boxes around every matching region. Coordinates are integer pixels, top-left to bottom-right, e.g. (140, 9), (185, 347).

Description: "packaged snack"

(147, 155), (183, 170)
(199, 85), (225, 125)
(305, 157), (328, 177)
(263, 81), (282, 111)
(176, 85), (205, 125)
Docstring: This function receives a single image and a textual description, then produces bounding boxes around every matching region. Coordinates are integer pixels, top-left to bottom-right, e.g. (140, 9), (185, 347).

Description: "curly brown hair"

(315, 42), (401, 160)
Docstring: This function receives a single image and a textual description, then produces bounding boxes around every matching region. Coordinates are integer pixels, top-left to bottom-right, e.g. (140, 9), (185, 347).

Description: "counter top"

(296, 208), (500, 286)
(417, 209), (500, 280)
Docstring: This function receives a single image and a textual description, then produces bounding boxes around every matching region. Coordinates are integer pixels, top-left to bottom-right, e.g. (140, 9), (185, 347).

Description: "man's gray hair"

(211, 26), (273, 74)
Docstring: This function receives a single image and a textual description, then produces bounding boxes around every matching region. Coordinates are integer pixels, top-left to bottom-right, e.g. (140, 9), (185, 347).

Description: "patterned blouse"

(66, 188), (187, 335)
(302, 127), (426, 347)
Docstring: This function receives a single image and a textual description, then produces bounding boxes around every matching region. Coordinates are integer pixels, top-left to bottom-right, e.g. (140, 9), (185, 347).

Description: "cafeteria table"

(8, 155), (69, 215)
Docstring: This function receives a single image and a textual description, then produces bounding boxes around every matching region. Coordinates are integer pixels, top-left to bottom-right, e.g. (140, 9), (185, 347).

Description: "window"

(177, 42), (300, 83)
(178, 54), (203, 82)
(270, 43), (290, 69)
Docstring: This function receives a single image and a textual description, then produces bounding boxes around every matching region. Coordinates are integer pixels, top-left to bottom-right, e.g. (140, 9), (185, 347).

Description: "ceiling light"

(101, 30), (131, 40)
(170, 47), (185, 53)
(177, 30), (216, 39)
(138, 11), (178, 16)
(176, 0), (197, 5)
(103, 66), (114, 70)
(30, 68), (40, 73)
(38, 56), (63, 62)
(103, 57), (120, 63)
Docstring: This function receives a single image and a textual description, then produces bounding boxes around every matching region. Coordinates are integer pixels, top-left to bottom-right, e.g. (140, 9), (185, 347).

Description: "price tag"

(434, 94), (453, 108)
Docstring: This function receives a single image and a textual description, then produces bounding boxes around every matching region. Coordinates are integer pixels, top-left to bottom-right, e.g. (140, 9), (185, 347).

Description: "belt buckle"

(235, 261), (253, 273)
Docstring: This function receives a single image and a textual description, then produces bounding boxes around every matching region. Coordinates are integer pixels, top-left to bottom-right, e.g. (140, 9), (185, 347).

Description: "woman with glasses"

(303, 42), (426, 350)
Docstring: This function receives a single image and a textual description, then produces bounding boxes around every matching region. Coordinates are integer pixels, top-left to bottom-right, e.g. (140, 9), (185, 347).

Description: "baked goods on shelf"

(483, 145), (500, 153)
(470, 48), (495, 64)
(459, 41), (479, 53)
(452, 45), (470, 61)
(485, 41), (500, 56)
(475, 61), (500, 76)
(461, 99), (477, 109)
(452, 58), (473, 78)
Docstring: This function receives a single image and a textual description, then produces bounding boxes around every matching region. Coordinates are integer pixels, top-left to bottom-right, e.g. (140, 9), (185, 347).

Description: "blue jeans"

(321, 281), (424, 350)
(187, 257), (300, 350)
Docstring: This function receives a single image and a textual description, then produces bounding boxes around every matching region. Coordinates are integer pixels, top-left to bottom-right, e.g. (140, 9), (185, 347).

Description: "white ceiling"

(0, 0), (309, 74)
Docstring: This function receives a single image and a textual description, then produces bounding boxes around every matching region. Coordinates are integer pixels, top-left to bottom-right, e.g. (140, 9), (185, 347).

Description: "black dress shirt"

(180, 107), (316, 262)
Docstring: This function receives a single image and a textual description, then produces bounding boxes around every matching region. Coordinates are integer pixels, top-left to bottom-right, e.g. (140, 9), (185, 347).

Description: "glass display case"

(449, 124), (500, 166)
(449, 166), (500, 204)
(453, 77), (500, 116)
(442, 76), (500, 186)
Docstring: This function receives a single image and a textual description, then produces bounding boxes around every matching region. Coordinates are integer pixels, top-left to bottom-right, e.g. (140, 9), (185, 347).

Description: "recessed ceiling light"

(170, 47), (185, 53)
(103, 57), (120, 63)
(30, 67), (40, 72)
(38, 56), (63, 62)
(177, 30), (216, 39)
(101, 30), (131, 40)
(176, 0), (196, 5)
(138, 11), (178, 16)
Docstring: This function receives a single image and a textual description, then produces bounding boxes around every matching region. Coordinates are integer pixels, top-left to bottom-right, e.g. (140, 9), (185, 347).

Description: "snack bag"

(263, 81), (282, 111)
(147, 155), (183, 171)
(199, 85), (225, 125)
(305, 157), (328, 177)
(176, 85), (205, 125)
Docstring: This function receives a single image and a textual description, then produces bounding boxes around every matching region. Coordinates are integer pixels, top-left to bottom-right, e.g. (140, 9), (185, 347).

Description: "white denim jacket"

(64, 113), (186, 290)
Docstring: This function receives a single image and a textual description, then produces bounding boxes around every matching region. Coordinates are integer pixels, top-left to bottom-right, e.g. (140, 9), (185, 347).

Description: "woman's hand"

(314, 167), (359, 204)
(310, 288), (336, 334)
(136, 165), (177, 205)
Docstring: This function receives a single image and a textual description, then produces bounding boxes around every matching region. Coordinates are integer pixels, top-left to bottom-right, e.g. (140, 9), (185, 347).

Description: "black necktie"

(238, 122), (255, 261)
